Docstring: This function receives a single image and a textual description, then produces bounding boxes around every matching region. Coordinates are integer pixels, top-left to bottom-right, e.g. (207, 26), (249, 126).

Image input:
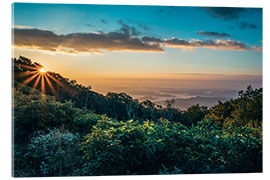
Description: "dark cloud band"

(13, 28), (163, 53)
(203, 7), (246, 20)
(240, 22), (257, 30)
(197, 31), (230, 38)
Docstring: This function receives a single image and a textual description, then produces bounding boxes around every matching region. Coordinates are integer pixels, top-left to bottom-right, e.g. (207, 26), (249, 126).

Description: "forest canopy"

(12, 56), (262, 176)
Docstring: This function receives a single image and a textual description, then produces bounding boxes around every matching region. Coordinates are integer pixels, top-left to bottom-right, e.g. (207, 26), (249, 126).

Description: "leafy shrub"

(25, 128), (81, 177)
(80, 118), (262, 175)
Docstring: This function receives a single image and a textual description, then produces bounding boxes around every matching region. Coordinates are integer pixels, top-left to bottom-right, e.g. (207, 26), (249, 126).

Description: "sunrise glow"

(39, 68), (46, 73)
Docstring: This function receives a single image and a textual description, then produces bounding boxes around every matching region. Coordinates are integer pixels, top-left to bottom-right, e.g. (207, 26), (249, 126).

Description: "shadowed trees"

(182, 104), (208, 126)
(206, 86), (262, 128)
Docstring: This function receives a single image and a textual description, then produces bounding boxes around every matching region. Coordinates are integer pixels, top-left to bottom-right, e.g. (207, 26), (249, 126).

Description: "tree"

(26, 128), (81, 176)
(105, 92), (138, 120)
(165, 98), (175, 109)
(84, 85), (92, 108)
(206, 86), (262, 129)
(140, 99), (158, 120)
(182, 104), (208, 126)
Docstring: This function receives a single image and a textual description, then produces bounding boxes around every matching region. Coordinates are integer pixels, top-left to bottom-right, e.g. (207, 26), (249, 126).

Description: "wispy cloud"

(162, 38), (261, 51)
(85, 24), (95, 28)
(100, 19), (108, 24)
(197, 31), (230, 38)
(126, 19), (150, 31)
(240, 22), (257, 30)
(118, 20), (141, 36)
(155, 6), (177, 15)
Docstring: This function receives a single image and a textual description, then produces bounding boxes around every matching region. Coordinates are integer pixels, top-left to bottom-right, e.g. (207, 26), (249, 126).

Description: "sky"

(12, 3), (263, 103)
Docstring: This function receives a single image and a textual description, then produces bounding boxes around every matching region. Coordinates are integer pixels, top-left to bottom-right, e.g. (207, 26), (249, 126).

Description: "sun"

(39, 68), (46, 73)
(17, 63), (71, 98)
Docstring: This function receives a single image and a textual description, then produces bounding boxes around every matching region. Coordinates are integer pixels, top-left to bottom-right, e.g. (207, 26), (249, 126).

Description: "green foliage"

(80, 118), (262, 175)
(13, 89), (101, 143)
(13, 90), (102, 177)
(217, 127), (262, 173)
(72, 108), (103, 136)
(206, 86), (262, 138)
(105, 92), (137, 120)
(25, 128), (81, 177)
(14, 89), (77, 143)
(228, 86), (262, 127)
(80, 118), (167, 175)
(182, 104), (208, 126)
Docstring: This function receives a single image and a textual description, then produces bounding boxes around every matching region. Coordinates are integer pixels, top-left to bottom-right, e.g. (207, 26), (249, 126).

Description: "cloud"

(155, 6), (177, 15)
(142, 36), (162, 43)
(240, 22), (257, 30)
(126, 20), (150, 31)
(85, 24), (95, 28)
(13, 25), (33, 29)
(136, 23), (149, 31)
(156, 8), (164, 15)
(163, 38), (261, 51)
(118, 20), (141, 36)
(13, 28), (164, 54)
(229, 21), (258, 31)
(203, 7), (246, 20)
(100, 19), (108, 24)
(197, 31), (230, 38)
(13, 28), (63, 52)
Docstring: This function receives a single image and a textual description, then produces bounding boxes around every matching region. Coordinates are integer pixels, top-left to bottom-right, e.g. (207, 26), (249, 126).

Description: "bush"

(25, 128), (81, 177)
(80, 118), (262, 175)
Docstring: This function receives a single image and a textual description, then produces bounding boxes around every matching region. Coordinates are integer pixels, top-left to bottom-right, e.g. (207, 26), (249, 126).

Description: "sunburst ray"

(44, 74), (58, 99)
(46, 73), (73, 94)
(41, 74), (46, 94)
(18, 64), (39, 71)
(29, 74), (41, 95)
(17, 72), (39, 91)
(15, 71), (38, 78)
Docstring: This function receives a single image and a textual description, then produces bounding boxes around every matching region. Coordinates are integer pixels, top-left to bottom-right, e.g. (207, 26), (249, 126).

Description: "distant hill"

(157, 96), (230, 110)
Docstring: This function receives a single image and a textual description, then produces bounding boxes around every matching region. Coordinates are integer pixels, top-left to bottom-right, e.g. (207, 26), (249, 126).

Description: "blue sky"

(13, 3), (262, 44)
(12, 3), (262, 86)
